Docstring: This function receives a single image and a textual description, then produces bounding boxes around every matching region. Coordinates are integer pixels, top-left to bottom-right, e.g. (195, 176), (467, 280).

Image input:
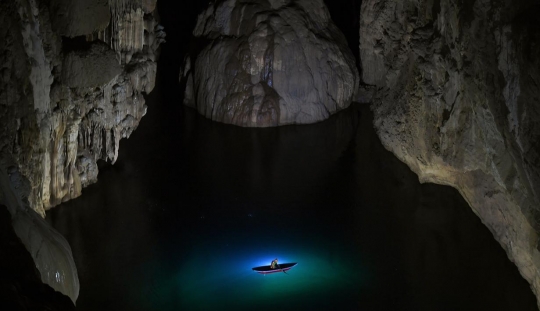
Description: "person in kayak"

(270, 258), (279, 269)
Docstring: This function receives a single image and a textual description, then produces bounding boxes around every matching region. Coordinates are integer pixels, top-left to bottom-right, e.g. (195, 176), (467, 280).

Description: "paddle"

(277, 263), (288, 275)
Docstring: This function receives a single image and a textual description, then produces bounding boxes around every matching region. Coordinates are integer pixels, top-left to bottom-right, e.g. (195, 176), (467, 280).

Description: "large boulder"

(360, 0), (540, 305)
(62, 42), (122, 89)
(182, 0), (359, 127)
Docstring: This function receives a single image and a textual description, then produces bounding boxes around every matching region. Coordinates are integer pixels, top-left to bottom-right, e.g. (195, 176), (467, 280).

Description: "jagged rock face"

(182, 0), (359, 127)
(0, 0), (164, 302)
(1, 0), (164, 216)
(360, 0), (540, 305)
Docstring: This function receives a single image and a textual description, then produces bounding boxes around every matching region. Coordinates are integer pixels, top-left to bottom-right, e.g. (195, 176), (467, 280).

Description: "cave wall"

(360, 0), (540, 304)
(0, 0), (164, 217)
(0, 0), (164, 302)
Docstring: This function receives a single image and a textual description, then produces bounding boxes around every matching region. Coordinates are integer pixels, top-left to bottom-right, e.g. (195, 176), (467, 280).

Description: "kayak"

(252, 263), (298, 275)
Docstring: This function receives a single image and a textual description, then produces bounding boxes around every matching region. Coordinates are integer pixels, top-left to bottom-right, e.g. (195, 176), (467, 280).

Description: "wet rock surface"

(182, 0), (360, 127)
(360, 0), (540, 305)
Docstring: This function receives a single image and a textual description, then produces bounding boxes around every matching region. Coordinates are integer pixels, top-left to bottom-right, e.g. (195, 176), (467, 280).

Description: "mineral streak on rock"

(0, 0), (164, 302)
(360, 0), (540, 305)
(86, 0), (166, 64)
(182, 0), (360, 127)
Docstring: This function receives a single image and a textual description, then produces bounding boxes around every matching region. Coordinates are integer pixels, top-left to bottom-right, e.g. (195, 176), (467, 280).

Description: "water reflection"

(47, 84), (537, 310)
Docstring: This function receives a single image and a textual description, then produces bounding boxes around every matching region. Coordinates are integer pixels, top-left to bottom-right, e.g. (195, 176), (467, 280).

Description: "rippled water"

(47, 49), (538, 310)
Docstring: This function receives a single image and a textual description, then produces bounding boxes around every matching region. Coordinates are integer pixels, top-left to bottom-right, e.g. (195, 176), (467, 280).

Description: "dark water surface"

(47, 6), (538, 307)
(47, 74), (538, 310)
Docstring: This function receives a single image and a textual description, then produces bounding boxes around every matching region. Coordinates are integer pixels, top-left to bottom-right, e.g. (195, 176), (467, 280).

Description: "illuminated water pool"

(126, 212), (369, 311)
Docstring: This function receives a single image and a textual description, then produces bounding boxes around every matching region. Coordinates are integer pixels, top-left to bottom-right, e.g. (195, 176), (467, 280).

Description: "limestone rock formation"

(0, 0), (164, 302)
(0, 168), (79, 307)
(87, 0), (165, 64)
(181, 0), (360, 127)
(0, 204), (75, 311)
(61, 42), (123, 89)
(50, 0), (111, 38)
(1, 0), (164, 215)
(360, 0), (540, 305)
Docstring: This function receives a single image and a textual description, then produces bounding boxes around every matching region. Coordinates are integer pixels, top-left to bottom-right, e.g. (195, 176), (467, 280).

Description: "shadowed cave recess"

(1, 0), (539, 310)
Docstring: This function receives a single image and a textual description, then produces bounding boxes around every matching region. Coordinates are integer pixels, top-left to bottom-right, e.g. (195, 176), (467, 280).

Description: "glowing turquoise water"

(177, 240), (362, 309)
(126, 214), (369, 311)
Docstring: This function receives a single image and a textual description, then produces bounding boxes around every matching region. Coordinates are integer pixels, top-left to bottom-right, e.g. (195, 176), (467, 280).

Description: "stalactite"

(86, 0), (164, 64)
(105, 0), (145, 63)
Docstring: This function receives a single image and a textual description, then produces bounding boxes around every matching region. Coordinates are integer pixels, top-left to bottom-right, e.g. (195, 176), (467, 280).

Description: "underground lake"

(46, 57), (538, 311)
(35, 0), (539, 310)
